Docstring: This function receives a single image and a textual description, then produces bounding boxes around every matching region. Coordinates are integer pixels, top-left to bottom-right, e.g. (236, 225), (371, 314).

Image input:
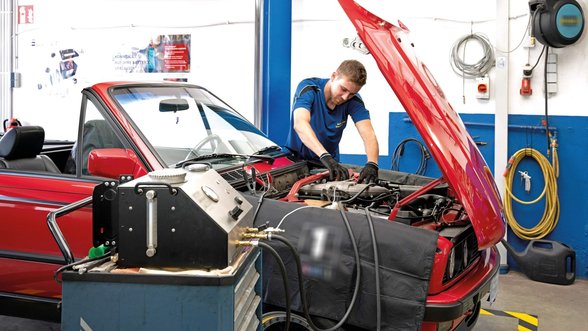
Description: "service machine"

(56, 166), (262, 330)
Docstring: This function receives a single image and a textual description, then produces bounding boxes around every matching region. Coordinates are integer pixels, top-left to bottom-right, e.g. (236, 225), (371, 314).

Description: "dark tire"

(262, 311), (312, 331)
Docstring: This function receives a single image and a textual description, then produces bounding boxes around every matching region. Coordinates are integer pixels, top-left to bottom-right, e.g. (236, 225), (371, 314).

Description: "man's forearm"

(294, 122), (328, 157)
(365, 138), (379, 164)
(355, 119), (379, 164)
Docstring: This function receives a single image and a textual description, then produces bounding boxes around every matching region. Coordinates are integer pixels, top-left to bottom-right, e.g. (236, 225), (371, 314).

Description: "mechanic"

(285, 59), (379, 183)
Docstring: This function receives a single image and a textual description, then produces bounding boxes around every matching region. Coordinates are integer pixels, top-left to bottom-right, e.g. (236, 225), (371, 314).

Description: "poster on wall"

(33, 46), (83, 97)
(113, 34), (191, 74)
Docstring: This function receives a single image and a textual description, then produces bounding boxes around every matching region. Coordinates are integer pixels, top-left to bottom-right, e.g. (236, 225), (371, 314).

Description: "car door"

(0, 94), (134, 300)
(0, 173), (98, 299)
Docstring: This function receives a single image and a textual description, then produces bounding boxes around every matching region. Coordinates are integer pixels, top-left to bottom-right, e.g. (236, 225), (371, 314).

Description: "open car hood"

(339, 0), (505, 248)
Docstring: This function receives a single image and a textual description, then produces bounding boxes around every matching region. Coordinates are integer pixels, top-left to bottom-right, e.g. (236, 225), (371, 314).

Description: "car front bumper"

(424, 245), (499, 322)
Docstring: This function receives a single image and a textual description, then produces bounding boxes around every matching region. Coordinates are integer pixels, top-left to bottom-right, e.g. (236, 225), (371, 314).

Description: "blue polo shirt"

(285, 78), (370, 163)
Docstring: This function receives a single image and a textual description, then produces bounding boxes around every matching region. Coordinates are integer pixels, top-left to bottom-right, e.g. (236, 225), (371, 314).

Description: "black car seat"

(0, 126), (61, 173)
(66, 119), (124, 175)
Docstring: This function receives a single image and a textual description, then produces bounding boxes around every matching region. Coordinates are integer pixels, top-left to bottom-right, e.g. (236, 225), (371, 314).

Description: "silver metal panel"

(237, 296), (261, 331)
(234, 272), (260, 327)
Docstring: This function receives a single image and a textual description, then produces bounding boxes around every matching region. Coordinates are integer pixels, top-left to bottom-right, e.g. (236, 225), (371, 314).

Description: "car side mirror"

(87, 148), (148, 179)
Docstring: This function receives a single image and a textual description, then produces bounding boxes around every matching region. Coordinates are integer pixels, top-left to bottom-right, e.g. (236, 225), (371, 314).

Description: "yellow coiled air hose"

(503, 138), (559, 240)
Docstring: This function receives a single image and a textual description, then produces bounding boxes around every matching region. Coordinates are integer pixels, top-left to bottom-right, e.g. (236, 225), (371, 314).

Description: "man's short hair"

(336, 60), (367, 86)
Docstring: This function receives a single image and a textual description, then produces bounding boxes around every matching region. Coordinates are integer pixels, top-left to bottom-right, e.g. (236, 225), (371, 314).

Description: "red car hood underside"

(339, 0), (505, 248)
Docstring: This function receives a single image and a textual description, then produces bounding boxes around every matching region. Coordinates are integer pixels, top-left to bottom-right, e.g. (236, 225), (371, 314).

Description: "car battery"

(116, 165), (253, 269)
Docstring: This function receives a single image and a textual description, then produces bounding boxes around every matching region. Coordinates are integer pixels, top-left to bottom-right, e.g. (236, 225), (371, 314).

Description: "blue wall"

(341, 113), (588, 279)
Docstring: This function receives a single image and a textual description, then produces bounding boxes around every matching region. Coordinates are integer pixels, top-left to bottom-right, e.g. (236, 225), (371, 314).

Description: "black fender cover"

(248, 196), (438, 330)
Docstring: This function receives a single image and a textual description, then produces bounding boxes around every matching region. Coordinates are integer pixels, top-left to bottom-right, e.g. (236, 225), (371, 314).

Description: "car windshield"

(111, 85), (278, 167)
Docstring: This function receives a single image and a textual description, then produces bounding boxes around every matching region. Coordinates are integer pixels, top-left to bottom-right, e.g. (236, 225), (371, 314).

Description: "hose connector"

(263, 227), (285, 234)
(242, 232), (269, 239)
(550, 137), (558, 149)
(503, 157), (515, 177)
(236, 240), (259, 247)
(244, 221), (270, 233)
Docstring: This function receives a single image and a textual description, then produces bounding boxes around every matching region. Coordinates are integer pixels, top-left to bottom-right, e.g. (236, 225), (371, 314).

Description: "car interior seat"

(66, 119), (124, 175)
(0, 126), (61, 173)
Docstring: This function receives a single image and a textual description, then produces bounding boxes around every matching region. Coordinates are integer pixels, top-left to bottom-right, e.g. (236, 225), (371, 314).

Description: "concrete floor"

(0, 271), (586, 330)
(476, 271), (588, 330)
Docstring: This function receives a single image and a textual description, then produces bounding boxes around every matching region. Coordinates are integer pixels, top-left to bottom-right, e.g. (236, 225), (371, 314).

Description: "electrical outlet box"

(546, 53), (557, 94)
(11, 72), (21, 88)
(476, 75), (490, 100)
(547, 83), (558, 94)
(523, 36), (536, 48)
(546, 73), (557, 83)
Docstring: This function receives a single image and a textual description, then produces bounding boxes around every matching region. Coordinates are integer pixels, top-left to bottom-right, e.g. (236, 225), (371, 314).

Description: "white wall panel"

(13, 0), (256, 140)
(291, 0), (588, 154)
(11, 0), (588, 144)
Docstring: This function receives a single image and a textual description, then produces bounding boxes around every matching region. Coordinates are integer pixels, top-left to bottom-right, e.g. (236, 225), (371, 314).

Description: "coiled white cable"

(450, 33), (495, 78)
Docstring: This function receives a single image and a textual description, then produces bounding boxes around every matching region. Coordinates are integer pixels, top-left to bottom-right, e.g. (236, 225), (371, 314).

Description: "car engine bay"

(229, 158), (481, 291)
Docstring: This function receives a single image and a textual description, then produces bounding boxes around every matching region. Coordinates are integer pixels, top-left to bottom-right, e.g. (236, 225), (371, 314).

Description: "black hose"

(364, 206), (381, 331)
(391, 138), (430, 176)
(543, 46), (550, 155)
(530, 45), (546, 71)
(339, 183), (375, 204)
(252, 174), (272, 223)
(257, 241), (291, 331)
(53, 251), (113, 283)
(253, 190), (268, 223)
(270, 201), (362, 331)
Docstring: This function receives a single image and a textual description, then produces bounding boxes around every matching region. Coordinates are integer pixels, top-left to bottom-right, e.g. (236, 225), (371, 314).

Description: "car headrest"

(0, 126), (45, 160)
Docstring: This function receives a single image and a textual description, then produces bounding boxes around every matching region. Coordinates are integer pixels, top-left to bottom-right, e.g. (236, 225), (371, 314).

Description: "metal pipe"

(402, 117), (557, 133)
(46, 196), (93, 265)
(1, 0), (14, 126)
(254, 0), (264, 129)
(145, 190), (158, 257)
(461, 121), (557, 133)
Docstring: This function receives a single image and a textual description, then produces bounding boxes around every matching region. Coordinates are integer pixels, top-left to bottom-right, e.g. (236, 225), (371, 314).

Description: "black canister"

(502, 239), (576, 285)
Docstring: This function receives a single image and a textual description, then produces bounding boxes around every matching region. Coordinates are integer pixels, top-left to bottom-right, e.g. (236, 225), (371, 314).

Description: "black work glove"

(358, 161), (379, 184)
(319, 153), (349, 181)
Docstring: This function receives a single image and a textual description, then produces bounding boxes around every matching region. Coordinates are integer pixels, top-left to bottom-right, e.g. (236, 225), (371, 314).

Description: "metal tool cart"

(60, 248), (261, 331)
(49, 166), (261, 330)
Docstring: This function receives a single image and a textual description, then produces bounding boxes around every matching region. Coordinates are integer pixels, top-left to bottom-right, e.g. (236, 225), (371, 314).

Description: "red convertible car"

(0, 1), (504, 330)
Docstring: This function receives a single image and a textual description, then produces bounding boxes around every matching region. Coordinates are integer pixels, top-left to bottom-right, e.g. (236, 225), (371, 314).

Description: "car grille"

(441, 225), (480, 284)
(221, 168), (246, 183)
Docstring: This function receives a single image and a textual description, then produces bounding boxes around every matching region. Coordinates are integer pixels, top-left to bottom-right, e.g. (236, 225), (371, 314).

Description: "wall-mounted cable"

(391, 138), (430, 176)
(450, 32), (495, 79)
